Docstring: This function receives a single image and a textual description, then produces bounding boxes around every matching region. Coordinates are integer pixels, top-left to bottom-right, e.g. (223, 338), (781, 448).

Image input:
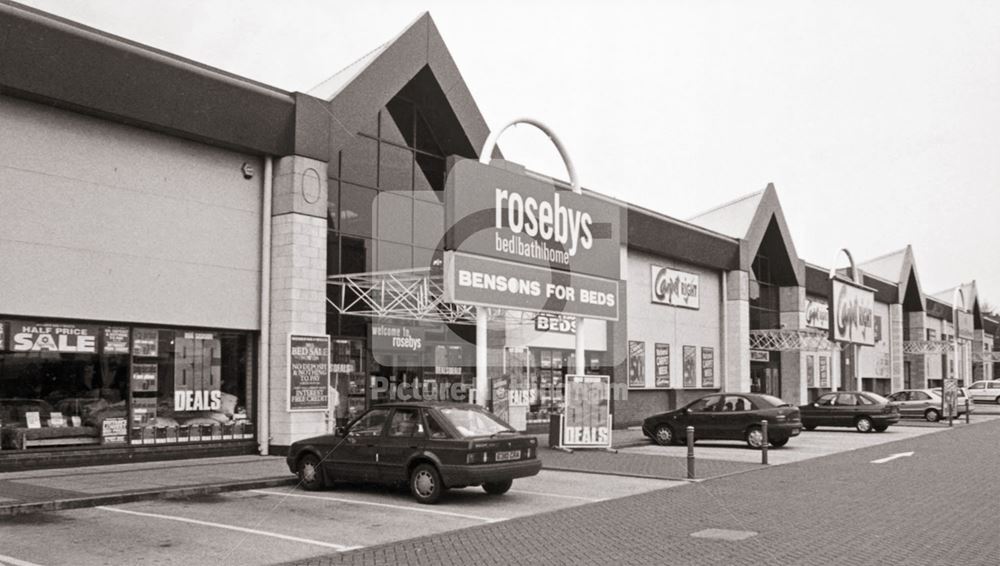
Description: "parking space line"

(508, 489), (605, 502)
(95, 506), (361, 551)
(251, 489), (504, 523)
(0, 553), (46, 566)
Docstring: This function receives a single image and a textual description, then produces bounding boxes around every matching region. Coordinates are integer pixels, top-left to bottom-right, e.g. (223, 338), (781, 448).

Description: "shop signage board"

(750, 350), (770, 363)
(956, 311), (974, 341)
(133, 329), (159, 357)
(102, 417), (128, 444)
(103, 326), (130, 354)
(534, 313), (577, 334)
(829, 278), (876, 346)
(942, 378), (959, 417)
(445, 159), (620, 280)
(561, 375), (611, 449)
(8, 321), (99, 353)
(445, 251), (618, 320)
(805, 298), (829, 330)
(370, 323), (425, 353)
(288, 334), (331, 412)
(650, 266), (699, 309)
(701, 347), (715, 388)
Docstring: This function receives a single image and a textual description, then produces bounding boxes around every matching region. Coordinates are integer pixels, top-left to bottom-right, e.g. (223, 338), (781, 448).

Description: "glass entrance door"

(750, 354), (781, 396)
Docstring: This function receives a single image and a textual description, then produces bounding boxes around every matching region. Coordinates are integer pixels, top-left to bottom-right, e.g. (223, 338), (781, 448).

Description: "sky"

(19, 0), (1000, 310)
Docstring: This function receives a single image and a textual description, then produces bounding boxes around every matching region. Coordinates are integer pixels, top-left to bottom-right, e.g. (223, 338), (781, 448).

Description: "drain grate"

(690, 528), (758, 541)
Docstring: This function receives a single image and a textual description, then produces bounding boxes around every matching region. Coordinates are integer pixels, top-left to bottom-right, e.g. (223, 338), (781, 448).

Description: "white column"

(476, 307), (488, 406)
(575, 319), (586, 375)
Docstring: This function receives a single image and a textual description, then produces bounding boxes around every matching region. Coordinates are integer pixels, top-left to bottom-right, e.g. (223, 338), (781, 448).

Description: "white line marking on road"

(0, 553), (47, 566)
(871, 451), (915, 464)
(509, 489), (605, 502)
(251, 489), (504, 523)
(95, 506), (361, 551)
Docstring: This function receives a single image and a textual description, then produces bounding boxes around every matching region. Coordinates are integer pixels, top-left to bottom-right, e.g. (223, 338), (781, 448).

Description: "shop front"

(0, 318), (255, 456)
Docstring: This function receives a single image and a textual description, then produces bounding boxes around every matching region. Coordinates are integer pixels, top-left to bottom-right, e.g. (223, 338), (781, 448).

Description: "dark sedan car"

(642, 393), (802, 449)
(286, 401), (541, 504)
(798, 391), (900, 432)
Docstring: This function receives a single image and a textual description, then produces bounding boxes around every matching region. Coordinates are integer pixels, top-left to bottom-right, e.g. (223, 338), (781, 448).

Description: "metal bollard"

(966, 398), (970, 424)
(761, 420), (769, 465)
(686, 426), (695, 479)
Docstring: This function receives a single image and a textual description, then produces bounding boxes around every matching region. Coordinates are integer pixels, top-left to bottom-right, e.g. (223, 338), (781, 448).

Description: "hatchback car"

(966, 380), (1000, 405)
(886, 389), (969, 422)
(642, 393), (801, 449)
(799, 391), (900, 432)
(286, 402), (541, 504)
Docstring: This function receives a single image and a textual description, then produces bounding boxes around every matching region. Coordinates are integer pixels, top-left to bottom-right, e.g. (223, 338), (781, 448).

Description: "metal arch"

(479, 118), (580, 194)
(829, 248), (860, 284)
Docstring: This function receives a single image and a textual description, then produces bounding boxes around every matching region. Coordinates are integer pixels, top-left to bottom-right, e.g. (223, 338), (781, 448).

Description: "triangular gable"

(688, 184), (803, 285)
(932, 281), (978, 315)
(307, 13), (495, 161)
(859, 245), (925, 310)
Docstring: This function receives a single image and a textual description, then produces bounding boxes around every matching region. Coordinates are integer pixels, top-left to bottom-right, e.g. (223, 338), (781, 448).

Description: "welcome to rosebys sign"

(829, 278), (875, 346)
(650, 266), (699, 309)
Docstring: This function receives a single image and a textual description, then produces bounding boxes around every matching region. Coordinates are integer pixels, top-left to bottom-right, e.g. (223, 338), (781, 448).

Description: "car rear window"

(438, 407), (514, 438)
(863, 392), (890, 404)
(757, 394), (789, 407)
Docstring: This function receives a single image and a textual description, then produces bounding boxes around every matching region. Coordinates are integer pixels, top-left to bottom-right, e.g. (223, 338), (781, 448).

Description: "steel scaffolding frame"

(748, 329), (840, 352)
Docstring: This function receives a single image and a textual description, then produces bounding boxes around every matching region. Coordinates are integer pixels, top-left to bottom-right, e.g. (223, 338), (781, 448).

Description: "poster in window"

(131, 363), (158, 392)
(874, 315), (883, 343)
(819, 356), (829, 387)
(133, 329), (159, 357)
(807, 355), (815, 387)
(683, 346), (697, 387)
(628, 341), (645, 388)
(288, 334), (331, 411)
(9, 321), (99, 353)
(540, 350), (552, 369)
(103, 327), (130, 354)
(701, 347), (715, 388)
(654, 343), (670, 388)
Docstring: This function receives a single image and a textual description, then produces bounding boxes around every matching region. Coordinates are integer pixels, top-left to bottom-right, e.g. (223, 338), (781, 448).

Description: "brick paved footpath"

(287, 418), (1000, 566)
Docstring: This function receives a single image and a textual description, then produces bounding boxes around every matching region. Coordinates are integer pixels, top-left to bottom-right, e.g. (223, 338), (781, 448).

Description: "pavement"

(285, 415), (1000, 566)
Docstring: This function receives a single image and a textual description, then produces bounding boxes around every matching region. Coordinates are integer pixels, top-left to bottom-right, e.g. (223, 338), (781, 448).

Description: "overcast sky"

(20, 0), (1000, 309)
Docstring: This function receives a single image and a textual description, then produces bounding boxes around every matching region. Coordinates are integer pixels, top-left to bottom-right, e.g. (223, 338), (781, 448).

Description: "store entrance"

(750, 355), (781, 396)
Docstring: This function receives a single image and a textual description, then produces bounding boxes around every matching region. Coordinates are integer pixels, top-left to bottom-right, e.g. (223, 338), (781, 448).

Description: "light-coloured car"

(966, 380), (1000, 405)
(887, 389), (969, 422)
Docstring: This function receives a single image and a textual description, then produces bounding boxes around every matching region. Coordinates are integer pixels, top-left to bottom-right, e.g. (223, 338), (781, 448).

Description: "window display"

(0, 317), (254, 451)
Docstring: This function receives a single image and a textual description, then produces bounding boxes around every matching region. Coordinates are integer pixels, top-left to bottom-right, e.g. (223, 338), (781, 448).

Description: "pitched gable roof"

(307, 12), (495, 161)
(687, 189), (765, 239)
(858, 244), (925, 310)
(932, 281), (977, 312)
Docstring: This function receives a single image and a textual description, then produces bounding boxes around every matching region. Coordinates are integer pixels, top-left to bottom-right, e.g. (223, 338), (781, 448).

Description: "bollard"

(965, 398), (970, 424)
(686, 426), (695, 479)
(761, 420), (769, 465)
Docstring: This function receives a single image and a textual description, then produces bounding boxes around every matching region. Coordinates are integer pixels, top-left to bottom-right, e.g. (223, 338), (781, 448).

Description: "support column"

(268, 156), (328, 450)
(906, 310), (927, 388)
(725, 271), (750, 393)
(778, 285), (806, 405)
(973, 329), (986, 382)
(476, 307), (488, 406)
(889, 304), (904, 392)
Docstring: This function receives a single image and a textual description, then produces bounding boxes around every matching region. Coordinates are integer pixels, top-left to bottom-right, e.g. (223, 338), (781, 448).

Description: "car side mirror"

(335, 426), (346, 436)
(684, 408), (692, 415)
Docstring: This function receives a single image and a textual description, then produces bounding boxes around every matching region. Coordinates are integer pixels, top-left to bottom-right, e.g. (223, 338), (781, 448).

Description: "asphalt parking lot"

(0, 470), (679, 566)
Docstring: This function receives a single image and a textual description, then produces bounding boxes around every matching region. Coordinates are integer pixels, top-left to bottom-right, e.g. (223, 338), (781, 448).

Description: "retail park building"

(1, 4), (998, 467)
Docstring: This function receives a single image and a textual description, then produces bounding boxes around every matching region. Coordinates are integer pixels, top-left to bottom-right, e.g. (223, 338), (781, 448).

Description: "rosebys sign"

(650, 266), (699, 309)
(829, 278), (876, 346)
(444, 159), (620, 280)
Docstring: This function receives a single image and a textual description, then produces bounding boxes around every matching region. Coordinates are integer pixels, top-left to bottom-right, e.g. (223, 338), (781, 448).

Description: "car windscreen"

(757, 394), (790, 407)
(438, 407), (514, 437)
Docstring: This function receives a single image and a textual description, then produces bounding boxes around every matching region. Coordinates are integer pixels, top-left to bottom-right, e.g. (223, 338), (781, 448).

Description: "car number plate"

(791, 428), (800, 435)
(495, 450), (521, 462)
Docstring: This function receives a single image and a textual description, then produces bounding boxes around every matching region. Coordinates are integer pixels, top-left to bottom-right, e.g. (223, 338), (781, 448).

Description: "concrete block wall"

(725, 271), (750, 394)
(889, 304), (904, 391)
(778, 286), (806, 404)
(267, 156), (329, 449)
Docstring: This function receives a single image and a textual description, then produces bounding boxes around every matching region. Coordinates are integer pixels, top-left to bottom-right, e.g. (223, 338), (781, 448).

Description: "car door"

(686, 396), (723, 440)
(834, 393), (860, 425)
(908, 391), (934, 416)
(886, 392), (913, 417)
(967, 382), (986, 401)
(377, 407), (426, 484)
(329, 407), (390, 482)
(805, 393), (837, 426)
(724, 395), (755, 440)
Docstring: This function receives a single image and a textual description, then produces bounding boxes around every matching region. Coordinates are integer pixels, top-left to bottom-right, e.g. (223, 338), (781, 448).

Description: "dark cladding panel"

(626, 209), (739, 272)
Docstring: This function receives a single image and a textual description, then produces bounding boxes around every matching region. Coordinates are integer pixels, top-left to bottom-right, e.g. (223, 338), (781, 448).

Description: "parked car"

(642, 393), (801, 449)
(286, 402), (541, 504)
(886, 389), (969, 422)
(930, 387), (973, 417)
(966, 380), (1000, 405)
(799, 391), (900, 432)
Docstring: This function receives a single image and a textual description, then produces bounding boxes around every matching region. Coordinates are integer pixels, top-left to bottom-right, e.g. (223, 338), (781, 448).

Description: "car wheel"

(745, 426), (764, 449)
(873, 424), (888, 432)
(803, 424), (816, 431)
(855, 417), (873, 433)
(410, 463), (444, 504)
(769, 437), (788, 448)
(653, 424), (675, 446)
(483, 479), (513, 495)
(297, 453), (326, 491)
(925, 409), (940, 422)
(995, 395), (1000, 405)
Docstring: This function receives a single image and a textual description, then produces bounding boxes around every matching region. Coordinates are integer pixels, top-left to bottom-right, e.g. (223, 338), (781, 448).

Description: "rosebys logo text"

(835, 285), (873, 338)
(650, 266), (700, 309)
(494, 188), (593, 265)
